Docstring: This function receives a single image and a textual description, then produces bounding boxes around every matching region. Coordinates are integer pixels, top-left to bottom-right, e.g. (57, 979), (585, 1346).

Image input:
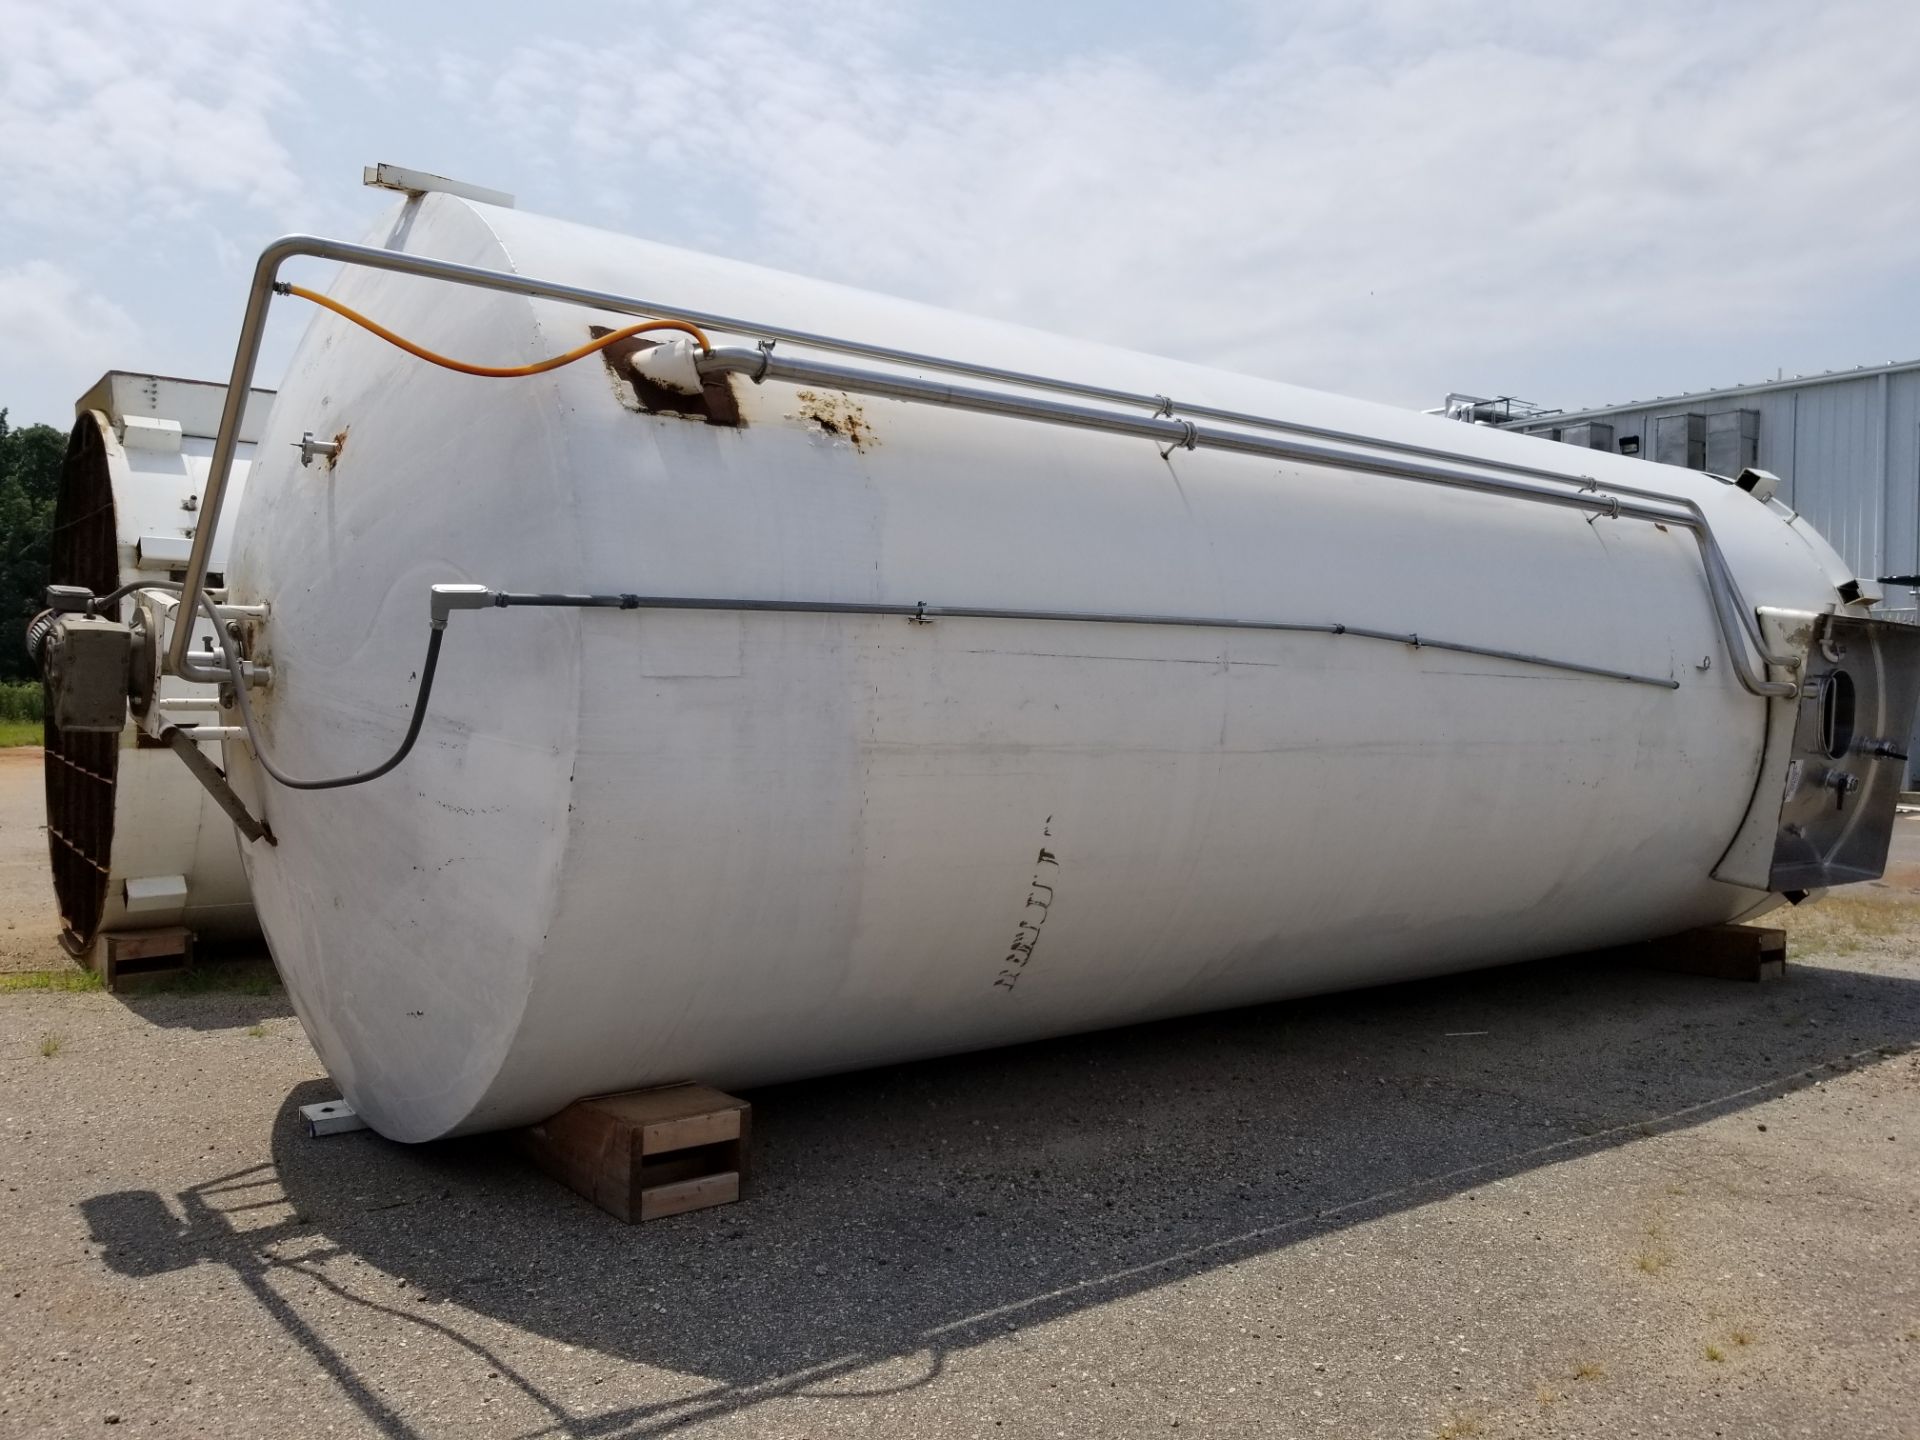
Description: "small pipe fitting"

(296, 432), (341, 467)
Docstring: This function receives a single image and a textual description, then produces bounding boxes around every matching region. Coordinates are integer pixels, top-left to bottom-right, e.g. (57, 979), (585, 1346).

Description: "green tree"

(0, 408), (66, 682)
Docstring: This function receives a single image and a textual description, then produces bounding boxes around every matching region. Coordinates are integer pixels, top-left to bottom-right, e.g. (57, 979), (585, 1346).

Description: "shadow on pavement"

(81, 950), (1920, 1438)
(109, 951), (296, 1030)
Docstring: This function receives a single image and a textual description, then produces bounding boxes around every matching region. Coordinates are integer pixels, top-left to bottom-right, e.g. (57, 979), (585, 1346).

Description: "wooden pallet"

(89, 926), (195, 992)
(1619, 923), (1786, 982)
(517, 1083), (750, 1223)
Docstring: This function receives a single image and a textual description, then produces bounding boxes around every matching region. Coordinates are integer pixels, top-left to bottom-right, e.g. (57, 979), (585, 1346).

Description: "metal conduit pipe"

(476, 588), (1680, 690)
(171, 235), (1799, 699)
(697, 347), (1797, 699)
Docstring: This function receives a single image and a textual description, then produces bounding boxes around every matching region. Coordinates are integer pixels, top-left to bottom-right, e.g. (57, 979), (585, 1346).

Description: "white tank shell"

(44, 374), (271, 951)
(228, 197), (1850, 1141)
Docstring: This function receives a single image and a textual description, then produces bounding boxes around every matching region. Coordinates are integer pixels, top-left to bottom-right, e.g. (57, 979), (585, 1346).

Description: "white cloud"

(0, 261), (142, 391)
(0, 0), (1914, 423)
(453, 0), (1920, 406)
(0, 0), (324, 234)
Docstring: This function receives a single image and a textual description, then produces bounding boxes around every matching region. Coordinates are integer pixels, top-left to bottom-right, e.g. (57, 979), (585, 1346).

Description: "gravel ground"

(1, 749), (1917, 1438)
(0, 747), (67, 972)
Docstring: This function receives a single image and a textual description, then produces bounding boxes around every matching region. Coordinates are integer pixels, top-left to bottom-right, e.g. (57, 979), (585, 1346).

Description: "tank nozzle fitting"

(296, 432), (342, 467)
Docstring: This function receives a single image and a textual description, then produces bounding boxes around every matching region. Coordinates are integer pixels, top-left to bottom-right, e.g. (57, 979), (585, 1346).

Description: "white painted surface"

(119, 415), (183, 453)
(122, 874), (189, 912)
(134, 535), (193, 566)
(227, 195), (1858, 1141)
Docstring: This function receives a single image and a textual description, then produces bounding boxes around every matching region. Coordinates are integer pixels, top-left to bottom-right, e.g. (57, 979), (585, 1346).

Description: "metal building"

(1481, 360), (1920, 618)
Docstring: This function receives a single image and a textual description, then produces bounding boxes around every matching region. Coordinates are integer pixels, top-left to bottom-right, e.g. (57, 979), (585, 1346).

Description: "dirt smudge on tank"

(793, 389), (874, 452)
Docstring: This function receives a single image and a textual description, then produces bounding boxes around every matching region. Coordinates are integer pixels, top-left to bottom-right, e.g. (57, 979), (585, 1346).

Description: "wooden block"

(590, 1089), (745, 1155)
(1623, 923), (1786, 982)
(518, 1083), (749, 1223)
(640, 1172), (740, 1221)
(93, 926), (195, 992)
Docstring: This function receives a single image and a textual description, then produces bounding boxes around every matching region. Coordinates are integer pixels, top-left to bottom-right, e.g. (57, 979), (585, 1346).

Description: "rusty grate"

(43, 413), (120, 952)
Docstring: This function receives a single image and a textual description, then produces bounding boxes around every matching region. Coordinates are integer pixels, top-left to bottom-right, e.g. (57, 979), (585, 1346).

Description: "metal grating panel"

(43, 413), (120, 951)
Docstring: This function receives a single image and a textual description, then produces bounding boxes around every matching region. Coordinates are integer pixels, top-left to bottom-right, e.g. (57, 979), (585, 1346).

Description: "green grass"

(2, 680), (46, 744)
(0, 680), (42, 723)
(0, 962), (280, 995)
(38, 1032), (62, 1057)
(1778, 897), (1920, 958)
(160, 961), (282, 995)
(0, 969), (104, 993)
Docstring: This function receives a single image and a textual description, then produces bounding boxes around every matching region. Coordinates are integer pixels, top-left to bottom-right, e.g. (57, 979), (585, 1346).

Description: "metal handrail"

(700, 346), (1794, 697)
(170, 234), (1800, 697)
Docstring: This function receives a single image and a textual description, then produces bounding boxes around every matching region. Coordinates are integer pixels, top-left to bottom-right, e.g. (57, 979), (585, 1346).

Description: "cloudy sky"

(2, 0), (1917, 429)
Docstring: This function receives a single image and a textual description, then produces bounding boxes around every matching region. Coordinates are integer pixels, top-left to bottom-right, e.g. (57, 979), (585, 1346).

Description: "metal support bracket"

(300, 1099), (369, 1136)
(162, 727), (275, 845)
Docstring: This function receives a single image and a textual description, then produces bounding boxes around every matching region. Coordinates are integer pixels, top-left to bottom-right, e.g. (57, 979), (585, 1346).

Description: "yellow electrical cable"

(284, 284), (714, 377)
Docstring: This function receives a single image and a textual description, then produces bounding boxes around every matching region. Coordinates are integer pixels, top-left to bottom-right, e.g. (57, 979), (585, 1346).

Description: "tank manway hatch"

(1765, 611), (1920, 890)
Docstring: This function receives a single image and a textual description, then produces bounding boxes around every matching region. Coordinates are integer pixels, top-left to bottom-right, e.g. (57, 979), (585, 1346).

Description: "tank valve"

(295, 431), (341, 467)
(1821, 769), (1860, 811)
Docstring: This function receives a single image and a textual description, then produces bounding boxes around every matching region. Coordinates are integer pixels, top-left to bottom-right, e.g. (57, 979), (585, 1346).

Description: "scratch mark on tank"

(993, 816), (1057, 993)
(793, 389), (874, 451)
(430, 798), (500, 817)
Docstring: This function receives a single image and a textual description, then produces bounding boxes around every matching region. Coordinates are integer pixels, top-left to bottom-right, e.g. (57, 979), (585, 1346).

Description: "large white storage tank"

(43, 374), (271, 956)
(219, 194), (1917, 1142)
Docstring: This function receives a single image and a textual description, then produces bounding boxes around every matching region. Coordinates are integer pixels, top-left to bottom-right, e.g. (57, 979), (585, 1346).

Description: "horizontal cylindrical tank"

(229, 196), (1867, 1141)
(44, 373), (271, 955)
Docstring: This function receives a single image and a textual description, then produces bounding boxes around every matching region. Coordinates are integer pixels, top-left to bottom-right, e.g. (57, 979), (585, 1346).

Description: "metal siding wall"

(1748, 392), (1798, 499)
(1790, 378), (1880, 578)
(1886, 372), (1920, 580)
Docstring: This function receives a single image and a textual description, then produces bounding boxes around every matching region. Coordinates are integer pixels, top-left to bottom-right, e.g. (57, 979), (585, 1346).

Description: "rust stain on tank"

(793, 389), (874, 452)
